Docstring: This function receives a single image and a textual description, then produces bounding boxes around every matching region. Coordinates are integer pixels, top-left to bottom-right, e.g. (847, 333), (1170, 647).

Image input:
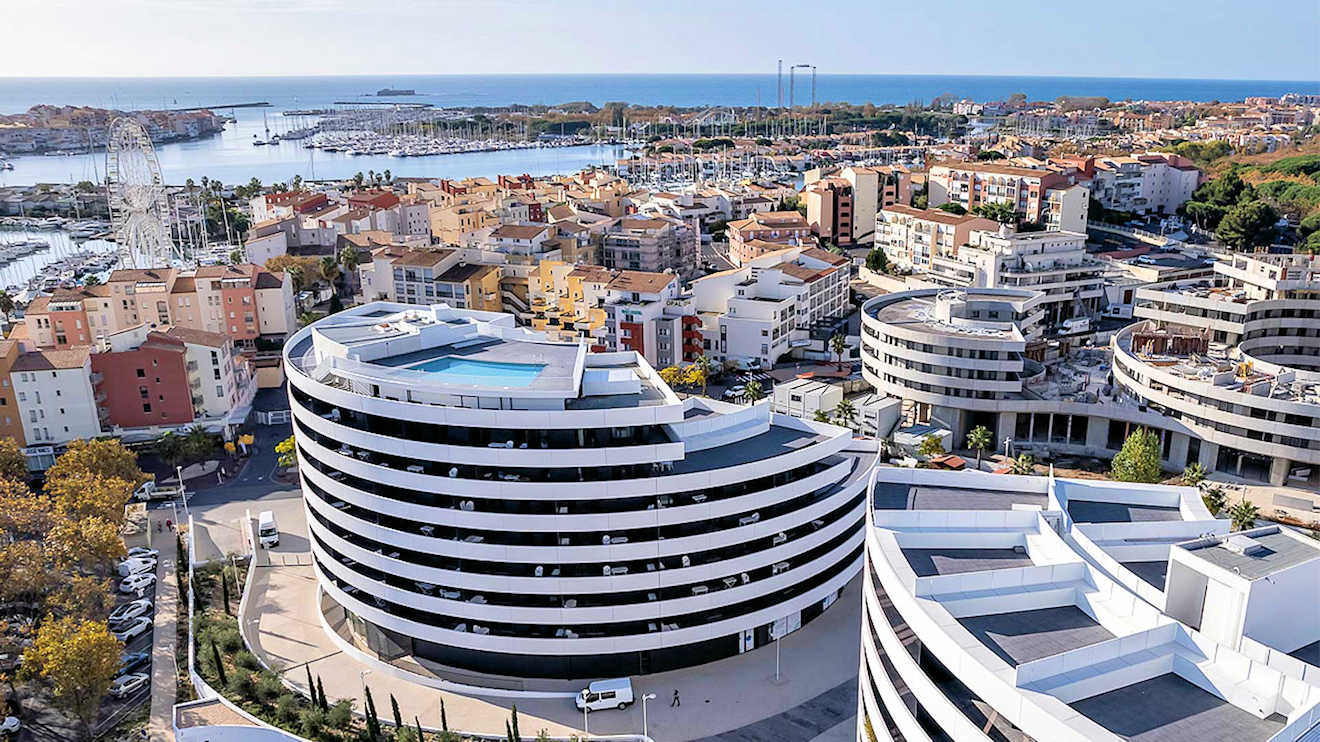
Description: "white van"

(257, 511), (279, 548)
(575, 677), (633, 712)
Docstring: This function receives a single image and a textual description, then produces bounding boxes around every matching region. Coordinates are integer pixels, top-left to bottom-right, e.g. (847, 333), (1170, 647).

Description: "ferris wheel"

(106, 117), (177, 268)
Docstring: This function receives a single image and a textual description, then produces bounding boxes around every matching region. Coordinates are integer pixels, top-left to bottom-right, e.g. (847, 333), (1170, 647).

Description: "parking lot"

(12, 531), (163, 742)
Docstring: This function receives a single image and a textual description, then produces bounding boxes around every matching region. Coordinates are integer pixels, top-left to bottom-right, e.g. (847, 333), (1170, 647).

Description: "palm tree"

(829, 333), (848, 369)
(1009, 453), (1035, 476)
(967, 425), (992, 470)
(0, 291), (14, 316)
(291, 175), (303, 192)
(1228, 499), (1260, 531)
(833, 399), (857, 430)
(183, 425), (216, 464)
(813, 410), (830, 423)
(383, 169), (392, 184)
(742, 380), (765, 404)
(1181, 463), (1207, 487)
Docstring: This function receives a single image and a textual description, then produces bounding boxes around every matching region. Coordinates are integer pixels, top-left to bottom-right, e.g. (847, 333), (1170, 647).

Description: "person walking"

(671, 689), (680, 707)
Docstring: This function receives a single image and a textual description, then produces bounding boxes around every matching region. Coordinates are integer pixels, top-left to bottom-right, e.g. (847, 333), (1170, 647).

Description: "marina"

(0, 226), (120, 302)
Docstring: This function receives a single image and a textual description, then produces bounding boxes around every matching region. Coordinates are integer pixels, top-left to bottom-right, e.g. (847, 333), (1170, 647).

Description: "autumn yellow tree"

(0, 438), (27, 481)
(44, 439), (145, 492)
(0, 540), (54, 605)
(0, 476), (53, 537)
(24, 616), (122, 736)
(46, 472), (136, 526)
(47, 516), (126, 572)
(47, 576), (116, 622)
(658, 365), (684, 388)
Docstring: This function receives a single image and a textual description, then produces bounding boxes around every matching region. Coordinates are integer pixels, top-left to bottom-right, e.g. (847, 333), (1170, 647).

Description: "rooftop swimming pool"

(408, 357), (547, 387)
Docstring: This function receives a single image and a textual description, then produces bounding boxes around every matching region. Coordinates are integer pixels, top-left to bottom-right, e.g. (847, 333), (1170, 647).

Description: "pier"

(168, 102), (271, 112)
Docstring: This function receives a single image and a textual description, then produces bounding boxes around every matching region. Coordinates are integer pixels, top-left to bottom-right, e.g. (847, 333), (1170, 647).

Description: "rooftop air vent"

(1220, 534), (1268, 557)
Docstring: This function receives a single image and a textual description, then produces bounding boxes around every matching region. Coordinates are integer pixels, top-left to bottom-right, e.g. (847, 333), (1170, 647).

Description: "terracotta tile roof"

(163, 326), (230, 347)
(568, 265), (613, 283)
(253, 271), (285, 290)
(490, 224), (551, 241)
(607, 270), (675, 294)
(882, 204), (996, 227)
(108, 268), (175, 284)
(194, 264), (255, 280)
(13, 346), (91, 371)
(800, 247), (849, 266)
(392, 249), (455, 268)
(170, 277), (197, 293)
(436, 262), (498, 283)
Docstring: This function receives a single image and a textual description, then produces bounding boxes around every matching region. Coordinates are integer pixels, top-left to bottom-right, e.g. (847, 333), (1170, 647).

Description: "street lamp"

(359, 669), (371, 710)
(641, 693), (656, 738)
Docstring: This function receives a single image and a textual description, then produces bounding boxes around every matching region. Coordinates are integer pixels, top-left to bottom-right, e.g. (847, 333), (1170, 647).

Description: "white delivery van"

(257, 511), (279, 548)
(575, 677), (634, 712)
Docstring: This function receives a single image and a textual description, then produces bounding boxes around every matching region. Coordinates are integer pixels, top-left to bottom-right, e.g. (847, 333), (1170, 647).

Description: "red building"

(90, 330), (193, 429)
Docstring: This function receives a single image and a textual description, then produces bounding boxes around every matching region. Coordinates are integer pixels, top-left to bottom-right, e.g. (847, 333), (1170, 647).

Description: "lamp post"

(641, 693), (656, 738)
(582, 699), (589, 739)
(359, 669), (371, 710)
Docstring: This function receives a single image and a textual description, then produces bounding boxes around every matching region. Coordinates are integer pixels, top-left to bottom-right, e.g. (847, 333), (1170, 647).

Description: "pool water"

(410, 357), (546, 387)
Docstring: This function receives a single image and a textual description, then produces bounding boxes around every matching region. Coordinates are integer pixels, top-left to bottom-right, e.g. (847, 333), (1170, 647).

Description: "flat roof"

(1123, 560), (1170, 591)
(1067, 500), (1182, 524)
(902, 548), (1033, 577)
(873, 483), (1047, 512)
(668, 425), (833, 475)
(958, 606), (1114, 667)
(1180, 529), (1320, 581)
(868, 295), (1017, 340)
(1069, 673), (1287, 742)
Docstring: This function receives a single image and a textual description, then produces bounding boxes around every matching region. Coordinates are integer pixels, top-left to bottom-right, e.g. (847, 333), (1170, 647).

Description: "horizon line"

(0, 72), (1313, 85)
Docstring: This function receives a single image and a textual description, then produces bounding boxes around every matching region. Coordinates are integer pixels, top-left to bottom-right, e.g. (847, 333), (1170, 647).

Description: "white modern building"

(927, 228), (1105, 330)
(284, 302), (872, 679)
(1117, 253), (1320, 486)
(859, 468), (1320, 742)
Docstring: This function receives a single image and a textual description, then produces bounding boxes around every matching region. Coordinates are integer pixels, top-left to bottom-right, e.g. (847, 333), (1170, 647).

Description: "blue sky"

(1, 0), (1315, 79)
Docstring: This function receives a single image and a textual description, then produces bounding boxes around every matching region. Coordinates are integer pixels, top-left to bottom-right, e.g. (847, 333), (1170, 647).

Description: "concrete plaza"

(245, 561), (862, 741)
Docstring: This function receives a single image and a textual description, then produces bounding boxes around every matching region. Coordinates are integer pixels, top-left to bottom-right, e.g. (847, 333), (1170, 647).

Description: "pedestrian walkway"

(145, 512), (179, 742)
(246, 560), (864, 741)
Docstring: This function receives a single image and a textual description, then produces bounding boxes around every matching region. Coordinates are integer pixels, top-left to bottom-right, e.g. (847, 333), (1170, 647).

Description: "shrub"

(256, 671), (284, 702)
(228, 670), (257, 700)
(276, 694), (301, 725)
(300, 706), (327, 738)
(327, 699), (354, 729)
(216, 626), (243, 653)
(235, 650), (262, 671)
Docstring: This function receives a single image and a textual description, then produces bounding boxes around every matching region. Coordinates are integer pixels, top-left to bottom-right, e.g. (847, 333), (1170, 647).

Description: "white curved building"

(859, 468), (1320, 742)
(860, 257), (1320, 487)
(1120, 253), (1320, 486)
(284, 301), (871, 679)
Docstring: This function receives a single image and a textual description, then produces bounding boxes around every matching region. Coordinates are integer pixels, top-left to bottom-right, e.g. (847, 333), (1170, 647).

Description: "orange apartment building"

(726, 211), (814, 266)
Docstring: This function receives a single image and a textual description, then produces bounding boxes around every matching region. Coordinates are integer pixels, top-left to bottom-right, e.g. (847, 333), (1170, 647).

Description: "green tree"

(1009, 453), (1036, 475)
(0, 290), (14, 316)
(865, 248), (891, 274)
(966, 425), (992, 469)
(917, 434), (945, 458)
(833, 399), (857, 429)
(1217, 201), (1280, 251)
(830, 333), (848, 369)
(813, 409), (831, 423)
(742, 380), (764, 404)
(275, 435), (298, 469)
(1202, 486), (1227, 516)
(1182, 463), (1207, 487)
(1228, 499), (1260, 531)
(391, 693), (403, 730)
(365, 685), (380, 740)
(1111, 428), (1163, 483)
(936, 202), (967, 215)
(971, 201), (1018, 224)
(211, 640), (228, 687)
(511, 704), (521, 740)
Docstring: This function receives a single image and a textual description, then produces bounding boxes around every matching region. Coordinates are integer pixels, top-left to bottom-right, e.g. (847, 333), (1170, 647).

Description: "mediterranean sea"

(0, 74), (1313, 186)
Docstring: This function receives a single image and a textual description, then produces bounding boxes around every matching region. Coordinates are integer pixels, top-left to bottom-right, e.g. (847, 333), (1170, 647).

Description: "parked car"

(116, 557), (157, 578)
(108, 673), (149, 698)
(0, 716), (18, 733)
(125, 546), (159, 560)
(119, 573), (156, 594)
(118, 651), (150, 677)
(111, 616), (152, 642)
(109, 598), (153, 623)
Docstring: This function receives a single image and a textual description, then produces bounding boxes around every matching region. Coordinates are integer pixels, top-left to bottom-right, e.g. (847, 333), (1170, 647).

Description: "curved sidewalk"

(245, 559), (863, 741)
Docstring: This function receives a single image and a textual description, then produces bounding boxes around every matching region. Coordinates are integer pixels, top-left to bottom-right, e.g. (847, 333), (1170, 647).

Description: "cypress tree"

(440, 698), (448, 731)
(415, 715), (425, 742)
(210, 640), (227, 687)
(365, 685), (380, 740)
(305, 665), (315, 700)
(510, 704), (520, 740)
(316, 676), (328, 711)
(390, 693), (403, 729)
(221, 569), (231, 615)
(506, 720), (514, 742)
